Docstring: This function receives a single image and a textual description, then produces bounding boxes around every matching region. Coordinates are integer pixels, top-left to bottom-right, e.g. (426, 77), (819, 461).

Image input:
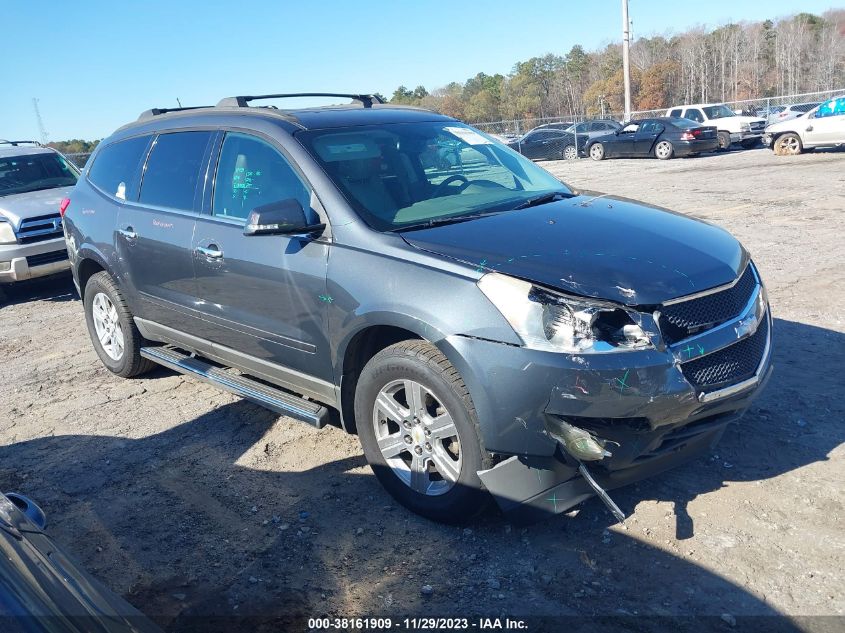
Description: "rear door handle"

(118, 227), (137, 240)
(196, 245), (223, 259)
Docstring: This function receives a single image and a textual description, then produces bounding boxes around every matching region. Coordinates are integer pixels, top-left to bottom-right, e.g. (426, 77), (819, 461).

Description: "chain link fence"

(473, 88), (845, 160)
(65, 152), (92, 168)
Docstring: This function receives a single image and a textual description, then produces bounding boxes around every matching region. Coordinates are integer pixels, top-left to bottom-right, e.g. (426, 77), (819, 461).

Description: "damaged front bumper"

(441, 268), (773, 521)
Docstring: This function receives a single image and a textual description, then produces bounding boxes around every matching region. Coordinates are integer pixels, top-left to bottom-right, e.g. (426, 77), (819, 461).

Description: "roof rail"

(0, 139), (42, 147)
(136, 106), (212, 122)
(216, 93), (385, 109)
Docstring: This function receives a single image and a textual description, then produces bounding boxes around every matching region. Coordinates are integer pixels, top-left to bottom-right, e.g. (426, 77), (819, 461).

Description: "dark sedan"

(586, 117), (718, 160)
(507, 127), (591, 161)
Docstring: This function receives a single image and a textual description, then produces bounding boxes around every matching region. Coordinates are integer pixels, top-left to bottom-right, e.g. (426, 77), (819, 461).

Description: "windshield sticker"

(445, 127), (492, 145)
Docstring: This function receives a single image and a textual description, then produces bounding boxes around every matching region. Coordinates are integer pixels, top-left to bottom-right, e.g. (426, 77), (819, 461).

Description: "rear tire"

(83, 271), (155, 378)
(717, 131), (731, 150)
(355, 340), (492, 523)
(589, 143), (605, 161)
(654, 140), (674, 160)
(774, 133), (802, 156)
(562, 144), (578, 161)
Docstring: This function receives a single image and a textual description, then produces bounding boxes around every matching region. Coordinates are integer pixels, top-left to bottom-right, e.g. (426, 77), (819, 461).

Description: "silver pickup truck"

(0, 141), (79, 283)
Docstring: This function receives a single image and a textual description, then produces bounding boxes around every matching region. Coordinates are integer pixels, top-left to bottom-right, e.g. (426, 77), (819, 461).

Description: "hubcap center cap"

(411, 426), (425, 446)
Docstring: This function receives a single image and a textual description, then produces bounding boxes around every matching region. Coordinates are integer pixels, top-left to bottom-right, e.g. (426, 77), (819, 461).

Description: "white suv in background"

(0, 141), (78, 283)
(763, 96), (845, 156)
(666, 103), (766, 150)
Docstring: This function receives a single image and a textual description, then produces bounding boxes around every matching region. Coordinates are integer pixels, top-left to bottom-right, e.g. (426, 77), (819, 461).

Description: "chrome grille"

(18, 213), (63, 244)
(680, 317), (769, 389)
(659, 265), (756, 344)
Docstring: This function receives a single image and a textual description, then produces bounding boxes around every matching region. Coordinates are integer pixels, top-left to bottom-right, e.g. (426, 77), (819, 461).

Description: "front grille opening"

(26, 250), (68, 267)
(681, 317), (769, 390)
(659, 264), (756, 344)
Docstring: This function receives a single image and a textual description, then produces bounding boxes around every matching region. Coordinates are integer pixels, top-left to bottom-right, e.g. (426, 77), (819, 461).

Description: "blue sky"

(2, 0), (839, 140)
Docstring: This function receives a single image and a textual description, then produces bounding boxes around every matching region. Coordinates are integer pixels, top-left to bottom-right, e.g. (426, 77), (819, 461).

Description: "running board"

(140, 345), (330, 428)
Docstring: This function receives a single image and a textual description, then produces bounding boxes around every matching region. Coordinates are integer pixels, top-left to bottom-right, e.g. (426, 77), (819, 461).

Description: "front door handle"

(118, 227), (137, 240)
(196, 245), (223, 259)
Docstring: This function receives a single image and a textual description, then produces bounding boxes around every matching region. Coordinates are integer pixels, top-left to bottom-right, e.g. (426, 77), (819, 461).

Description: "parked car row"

(501, 95), (845, 163)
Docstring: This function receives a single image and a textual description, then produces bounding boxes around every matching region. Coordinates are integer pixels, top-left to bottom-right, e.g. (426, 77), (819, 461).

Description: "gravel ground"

(1, 147), (843, 631)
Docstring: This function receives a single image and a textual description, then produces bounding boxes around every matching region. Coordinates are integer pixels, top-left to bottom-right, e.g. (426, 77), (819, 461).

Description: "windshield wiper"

(513, 191), (573, 210)
(392, 211), (502, 233)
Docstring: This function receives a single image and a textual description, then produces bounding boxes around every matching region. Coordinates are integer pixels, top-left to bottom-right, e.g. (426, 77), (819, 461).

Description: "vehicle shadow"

(0, 317), (838, 631)
(0, 272), (76, 307)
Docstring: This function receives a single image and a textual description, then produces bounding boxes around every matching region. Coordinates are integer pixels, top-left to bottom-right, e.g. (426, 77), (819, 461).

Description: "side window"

(669, 109), (683, 118)
(685, 109), (704, 123)
(638, 121), (655, 134)
(139, 131), (212, 211)
(816, 98), (845, 118)
(212, 132), (310, 222)
(87, 135), (152, 200)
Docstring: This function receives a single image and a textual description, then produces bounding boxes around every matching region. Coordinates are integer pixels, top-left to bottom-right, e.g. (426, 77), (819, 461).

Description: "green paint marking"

(546, 492), (559, 513)
(697, 343), (705, 355)
(318, 294), (334, 303)
(682, 344), (695, 358)
(613, 369), (630, 393)
(475, 258), (488, 272)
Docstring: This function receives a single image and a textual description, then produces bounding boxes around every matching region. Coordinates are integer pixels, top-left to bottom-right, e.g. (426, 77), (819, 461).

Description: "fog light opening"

(547, 418), (613, 461)
(0, 261), (11, 272)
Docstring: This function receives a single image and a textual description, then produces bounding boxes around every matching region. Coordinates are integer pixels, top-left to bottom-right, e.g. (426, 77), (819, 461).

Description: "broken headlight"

(478, 272), (652, 353)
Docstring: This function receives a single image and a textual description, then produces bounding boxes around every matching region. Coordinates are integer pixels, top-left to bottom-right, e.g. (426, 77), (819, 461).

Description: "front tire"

(83, 271), (154, 378)
(654, 140), (674, 160)
(774, 133), (802, 156)
(355, 340), (492, 523)
(589, 143), (605, 161)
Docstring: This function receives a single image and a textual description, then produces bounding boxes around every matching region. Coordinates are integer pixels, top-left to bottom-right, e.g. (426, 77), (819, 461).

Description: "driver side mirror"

(244, 199), (325, 237)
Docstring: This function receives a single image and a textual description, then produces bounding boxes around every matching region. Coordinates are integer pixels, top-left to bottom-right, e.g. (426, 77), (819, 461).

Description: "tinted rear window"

(88, 135), (152, 199)
(139, 131), (212, 211)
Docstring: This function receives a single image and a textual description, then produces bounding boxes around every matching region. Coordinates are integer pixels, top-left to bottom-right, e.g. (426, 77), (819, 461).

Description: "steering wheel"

(432, 174), (470, 197)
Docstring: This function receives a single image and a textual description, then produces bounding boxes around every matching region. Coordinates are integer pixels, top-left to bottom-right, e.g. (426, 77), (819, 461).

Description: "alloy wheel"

(91, 292), (125, 361)
(372, 379), (462, 496)
(655, 141), (673, 159)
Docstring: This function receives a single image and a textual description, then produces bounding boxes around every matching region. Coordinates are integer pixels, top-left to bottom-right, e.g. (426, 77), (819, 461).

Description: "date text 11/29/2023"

(308, 617), (529, 630)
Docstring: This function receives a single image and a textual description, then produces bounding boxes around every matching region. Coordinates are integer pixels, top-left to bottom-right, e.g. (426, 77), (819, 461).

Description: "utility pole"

(621, 0), (632, 121)
(32, 98), (49, 144)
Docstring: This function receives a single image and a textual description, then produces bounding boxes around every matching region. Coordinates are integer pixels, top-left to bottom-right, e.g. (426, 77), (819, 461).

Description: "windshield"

(702, 105), (736, 119)
(297, 122), (570, 231)
(0, 152), (78, 197)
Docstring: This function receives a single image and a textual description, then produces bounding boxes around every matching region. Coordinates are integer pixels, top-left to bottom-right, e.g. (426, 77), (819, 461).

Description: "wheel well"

(339, 325), (422, 434)
(77, 258), (105, 294)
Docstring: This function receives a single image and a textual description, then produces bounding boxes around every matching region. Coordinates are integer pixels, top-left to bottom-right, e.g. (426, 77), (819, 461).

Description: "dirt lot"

(1, 147), (844, 631)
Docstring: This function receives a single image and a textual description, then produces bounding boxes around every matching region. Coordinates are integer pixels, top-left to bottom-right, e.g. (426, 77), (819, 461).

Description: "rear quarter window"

(88, 135), (153, 200)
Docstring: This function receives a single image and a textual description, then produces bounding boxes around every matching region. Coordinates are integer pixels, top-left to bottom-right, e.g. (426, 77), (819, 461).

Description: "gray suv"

(64, 93), (773, 523)
(0, 141), (78, 283)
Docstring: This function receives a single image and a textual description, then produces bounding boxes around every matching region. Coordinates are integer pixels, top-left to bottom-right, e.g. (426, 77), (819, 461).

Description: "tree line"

(48, 139), (99, 154)
(389, 10), (845, 123)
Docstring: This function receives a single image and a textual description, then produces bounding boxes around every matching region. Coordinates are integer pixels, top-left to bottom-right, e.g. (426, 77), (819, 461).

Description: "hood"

(765, 112), (808, 132)
(401, 194), (746, 306)
(0, 186), (72, 228)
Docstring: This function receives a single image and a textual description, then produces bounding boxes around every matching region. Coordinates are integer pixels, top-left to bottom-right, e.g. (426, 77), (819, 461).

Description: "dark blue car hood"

(401, 194), (747, 305)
